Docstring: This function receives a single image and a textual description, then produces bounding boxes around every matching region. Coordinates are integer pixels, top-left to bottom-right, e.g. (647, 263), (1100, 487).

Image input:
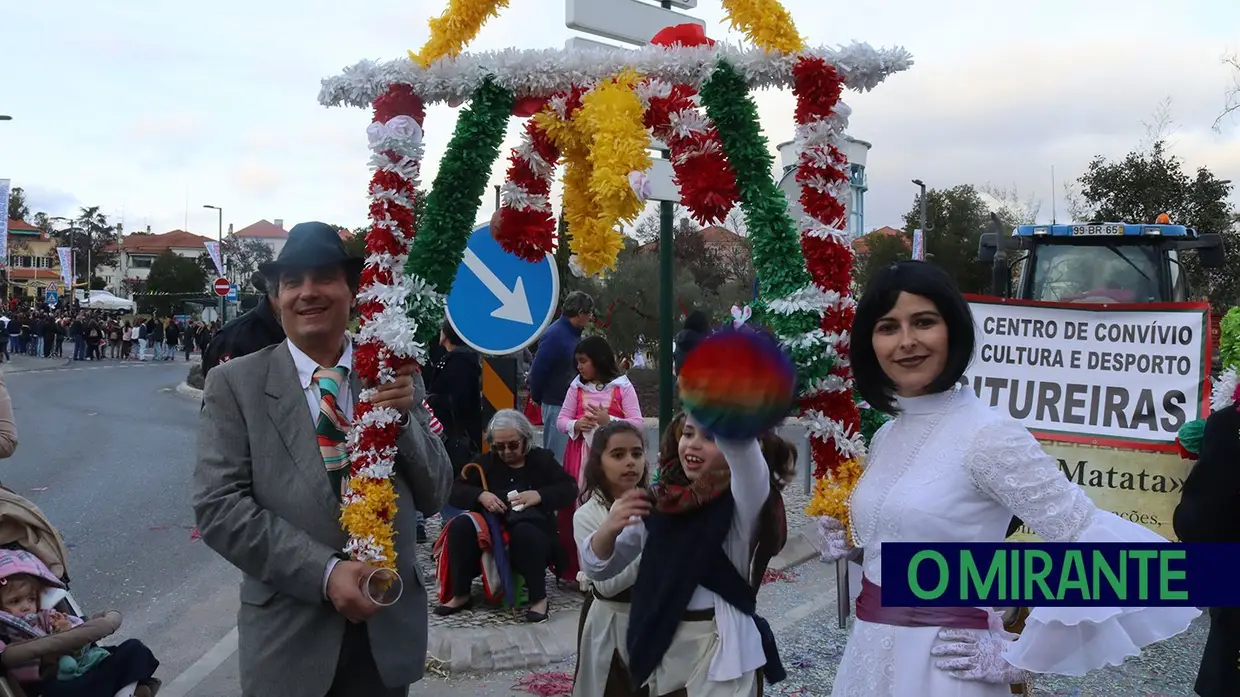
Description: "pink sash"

(856, 576), (990, 630)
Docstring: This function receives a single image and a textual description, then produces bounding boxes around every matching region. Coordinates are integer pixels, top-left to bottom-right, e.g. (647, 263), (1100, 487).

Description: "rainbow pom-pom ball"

(677, 327), (797, 440)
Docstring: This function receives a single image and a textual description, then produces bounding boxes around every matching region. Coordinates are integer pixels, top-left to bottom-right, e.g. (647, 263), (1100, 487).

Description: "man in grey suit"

(193, 222), (453, 697)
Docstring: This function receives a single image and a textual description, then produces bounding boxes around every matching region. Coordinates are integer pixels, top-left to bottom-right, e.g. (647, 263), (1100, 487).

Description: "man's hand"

(327, 561), (383, 623)
(479, 491), (508, 514)
(512, 490), (542, 508)
(366, 363), (416, 414)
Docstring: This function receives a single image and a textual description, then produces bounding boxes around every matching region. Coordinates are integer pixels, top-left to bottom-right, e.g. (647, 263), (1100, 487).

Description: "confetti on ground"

(30, 487), (47, 492)
(763, 568), (799, 584)
(424, 656), (450, 679)
(512, 670), (574, 696)
(188, 526), (201, 541)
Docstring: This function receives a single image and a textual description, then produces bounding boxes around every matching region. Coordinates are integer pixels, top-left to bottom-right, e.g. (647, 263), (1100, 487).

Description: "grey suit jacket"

(192, 341), (452, 697)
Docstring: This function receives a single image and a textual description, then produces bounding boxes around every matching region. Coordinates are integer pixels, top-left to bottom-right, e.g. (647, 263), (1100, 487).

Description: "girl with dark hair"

(580, 320), (795, 697)
(555, 335), (643, 583)
(822, 261), (1199, 696)
(571, 421), (649, 697)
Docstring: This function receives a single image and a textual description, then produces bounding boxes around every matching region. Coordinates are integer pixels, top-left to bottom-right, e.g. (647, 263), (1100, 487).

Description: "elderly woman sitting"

(435, 409), (577, 623)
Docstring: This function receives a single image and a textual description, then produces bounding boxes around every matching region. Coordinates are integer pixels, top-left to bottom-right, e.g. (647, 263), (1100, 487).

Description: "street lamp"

(912, 179), (929, 259)
(203, 205), (224, 323)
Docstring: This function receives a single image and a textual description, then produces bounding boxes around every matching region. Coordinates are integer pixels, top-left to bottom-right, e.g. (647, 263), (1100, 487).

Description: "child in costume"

(556, 336), (643, 583)
(572, 420), (649, 697)
(1173, 306), (1240, 697)
(0, 548), (159, 696)
(579, 327), (793, 696)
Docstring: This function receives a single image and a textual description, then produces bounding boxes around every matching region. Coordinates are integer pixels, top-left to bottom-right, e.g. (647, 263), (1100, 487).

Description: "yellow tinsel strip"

(720, 0), (804, 54)
(573, 70), (650, 275)
(409, 0), (510, 68)
(533, 101), (599, 274)
(805, 457), (861, 542)
(341, 477), (399, 570)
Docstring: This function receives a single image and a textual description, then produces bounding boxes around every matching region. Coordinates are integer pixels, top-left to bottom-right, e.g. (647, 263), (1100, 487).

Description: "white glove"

(814, 516), (853, 562)
(931, 612), (1029, 685)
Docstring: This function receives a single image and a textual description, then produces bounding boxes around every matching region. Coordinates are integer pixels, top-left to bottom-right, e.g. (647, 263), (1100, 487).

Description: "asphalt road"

(2, 358), (239, 686)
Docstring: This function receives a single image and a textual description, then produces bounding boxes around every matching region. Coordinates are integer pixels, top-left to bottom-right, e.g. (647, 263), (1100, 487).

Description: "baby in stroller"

(0, 487), (160, 697)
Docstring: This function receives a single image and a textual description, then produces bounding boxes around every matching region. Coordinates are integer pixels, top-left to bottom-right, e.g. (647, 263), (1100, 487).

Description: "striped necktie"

(313, 366), (350, 498)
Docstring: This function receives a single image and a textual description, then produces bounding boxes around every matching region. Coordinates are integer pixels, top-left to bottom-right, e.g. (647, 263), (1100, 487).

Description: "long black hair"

(851, 261), (976, 415)
(574, 335), (621, 384)
(579, 421), (649, 506)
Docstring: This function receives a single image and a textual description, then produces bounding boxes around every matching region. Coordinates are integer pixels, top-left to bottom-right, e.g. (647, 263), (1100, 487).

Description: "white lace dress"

(830, 386), (1201, 697)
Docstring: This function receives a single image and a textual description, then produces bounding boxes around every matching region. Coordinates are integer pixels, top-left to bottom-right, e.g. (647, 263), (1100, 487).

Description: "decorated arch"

(319, 0), (912, 567)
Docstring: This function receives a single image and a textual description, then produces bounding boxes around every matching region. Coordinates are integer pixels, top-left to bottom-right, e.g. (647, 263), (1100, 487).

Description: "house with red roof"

(851, 226), (910, 254)
(4, 218), (65, 300)
(98, 229), (214, 296)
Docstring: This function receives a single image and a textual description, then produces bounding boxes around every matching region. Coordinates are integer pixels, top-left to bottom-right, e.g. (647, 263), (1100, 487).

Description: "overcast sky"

(3, 0), (1239, 239)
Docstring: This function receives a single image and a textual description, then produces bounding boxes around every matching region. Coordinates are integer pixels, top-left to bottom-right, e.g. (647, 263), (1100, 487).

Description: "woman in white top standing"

(821, 260), (1201, 696)
(580, 327), (795, 697)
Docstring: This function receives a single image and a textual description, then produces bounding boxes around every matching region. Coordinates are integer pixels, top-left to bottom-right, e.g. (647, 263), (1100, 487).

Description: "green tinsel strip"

(407, 76), (514, 336)
(1220, 307), (1240, 371)
(700, 60), (830, 391)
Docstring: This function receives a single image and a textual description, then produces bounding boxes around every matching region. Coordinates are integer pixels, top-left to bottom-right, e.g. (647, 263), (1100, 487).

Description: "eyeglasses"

(492, 441), (523, 453)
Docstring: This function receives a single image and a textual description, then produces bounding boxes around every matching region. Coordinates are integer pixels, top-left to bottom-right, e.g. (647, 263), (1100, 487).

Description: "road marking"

(158, 626), (238, 697)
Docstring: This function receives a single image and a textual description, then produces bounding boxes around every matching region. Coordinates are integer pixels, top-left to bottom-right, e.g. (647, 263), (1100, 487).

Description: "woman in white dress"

(821, 260), (1201, 696)
(572, 420), (649, 697)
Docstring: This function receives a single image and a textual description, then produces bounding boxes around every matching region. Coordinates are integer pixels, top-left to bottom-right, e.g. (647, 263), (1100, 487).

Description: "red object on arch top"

(651, 23), (714, 48)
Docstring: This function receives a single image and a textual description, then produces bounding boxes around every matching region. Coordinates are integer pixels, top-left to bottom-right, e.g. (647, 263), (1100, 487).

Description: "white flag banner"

(56, 247), (73, 288)
(0, 179), (9, 266)
(203, 240), (224, 276)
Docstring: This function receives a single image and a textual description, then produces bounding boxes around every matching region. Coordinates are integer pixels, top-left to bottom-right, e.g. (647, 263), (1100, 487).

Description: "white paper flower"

(628, 170), (653, 202)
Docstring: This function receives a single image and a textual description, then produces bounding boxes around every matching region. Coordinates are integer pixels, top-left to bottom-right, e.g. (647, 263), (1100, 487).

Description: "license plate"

(1071, 224), (1124, 236)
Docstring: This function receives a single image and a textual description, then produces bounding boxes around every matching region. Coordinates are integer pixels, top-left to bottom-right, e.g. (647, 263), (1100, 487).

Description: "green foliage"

(7, 186), (29, 221)
(147, 251), (207, 295)
(853, 230), (911, 292)
(1220, 307), (1240, 370)
(221, 236), (275, 291)
(1071, 141), (1239, 310)
(900, 185), (994, 294)
(52, 206), (120, 283)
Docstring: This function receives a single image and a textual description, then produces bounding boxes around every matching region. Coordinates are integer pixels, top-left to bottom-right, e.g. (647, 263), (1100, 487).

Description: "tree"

(1070, 140), (1239, 308)
(1215, 52), (1240, 132)
(146, 251), (208, 315)
(220, 236), (274, 289)
(979, 183), (1041, 226)
(7, 187), (29, 222)
(901, 185), (994, 294)
(853, 230), (912, 291)
(53, 206), (119, 284)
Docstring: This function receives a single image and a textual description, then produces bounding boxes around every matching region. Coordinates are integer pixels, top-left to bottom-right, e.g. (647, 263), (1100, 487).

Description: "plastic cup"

(361, 568), (403, 606)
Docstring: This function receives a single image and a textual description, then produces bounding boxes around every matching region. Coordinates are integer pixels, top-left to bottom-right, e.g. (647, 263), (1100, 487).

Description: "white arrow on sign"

(462, 248), (534, 325)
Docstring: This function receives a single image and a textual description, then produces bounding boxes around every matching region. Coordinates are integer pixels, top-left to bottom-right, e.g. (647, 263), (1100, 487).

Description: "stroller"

(0, 486), (160, 697)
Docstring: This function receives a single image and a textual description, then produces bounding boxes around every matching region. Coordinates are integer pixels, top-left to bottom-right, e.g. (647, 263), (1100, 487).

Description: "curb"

(177, 382), (203, 400)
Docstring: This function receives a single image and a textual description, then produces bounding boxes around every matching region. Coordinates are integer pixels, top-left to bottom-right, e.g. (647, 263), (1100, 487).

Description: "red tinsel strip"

(494, 116), (562, 262)
(644, 82), (740, 225)
(792, 56), (862, 480)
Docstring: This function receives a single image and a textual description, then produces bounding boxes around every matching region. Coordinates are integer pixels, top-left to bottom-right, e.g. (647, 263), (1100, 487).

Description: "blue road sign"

(445, 223), (560, 356)
(226, 284), (238, 301)
(45, 290), (58, 306)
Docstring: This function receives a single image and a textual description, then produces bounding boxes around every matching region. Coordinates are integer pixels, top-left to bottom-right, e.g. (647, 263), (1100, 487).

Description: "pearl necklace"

(848, 385), (960, 548)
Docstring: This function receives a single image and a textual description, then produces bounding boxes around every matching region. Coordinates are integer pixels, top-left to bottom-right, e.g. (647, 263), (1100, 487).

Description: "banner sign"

(56, 247), (73, 288)
(880, 541), (1237, 607)
(0, 179), (9, 266)
(964, 297), (1210, 452)
(1006, 442), (1190, 542)
(203, 240), (224, 276)
(912, 228), (925, 260)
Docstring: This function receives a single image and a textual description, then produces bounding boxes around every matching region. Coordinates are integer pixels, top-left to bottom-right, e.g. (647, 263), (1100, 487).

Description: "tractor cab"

(978, 217), (1225, 302)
